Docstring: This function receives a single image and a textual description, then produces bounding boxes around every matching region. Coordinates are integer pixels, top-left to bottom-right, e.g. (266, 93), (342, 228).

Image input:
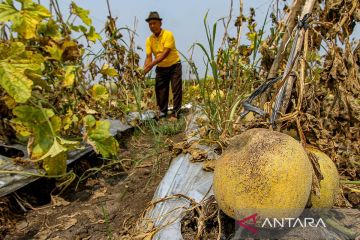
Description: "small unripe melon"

(104, 81), (118, 93)
(214, 128), (313, 221)
(209, 90), (224, 101)
(306, 146), (339, 208)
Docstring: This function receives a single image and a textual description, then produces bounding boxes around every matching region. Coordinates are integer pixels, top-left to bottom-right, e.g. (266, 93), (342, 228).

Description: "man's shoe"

(168, 115), (177, 122)
(173, 109), (183, 119)
(169, 112), (183, 119)
(171, 109), (183, 119)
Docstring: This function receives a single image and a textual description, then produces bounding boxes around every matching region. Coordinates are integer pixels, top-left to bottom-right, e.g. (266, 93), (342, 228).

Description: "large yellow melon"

(213, 128), (313, 221)
(306, 146), (339, 208)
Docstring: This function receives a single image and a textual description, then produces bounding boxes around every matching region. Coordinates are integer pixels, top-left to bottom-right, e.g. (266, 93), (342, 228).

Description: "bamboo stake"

(267, 0), (305, 80)
(260, 0), (305, 107)
(272, 0), (316, 124)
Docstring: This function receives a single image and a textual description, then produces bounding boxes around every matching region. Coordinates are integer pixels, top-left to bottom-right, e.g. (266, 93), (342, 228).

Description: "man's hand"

(144, 63), (154, 74)
(143, 48), (171, 75)
(144, 53), (153, 75)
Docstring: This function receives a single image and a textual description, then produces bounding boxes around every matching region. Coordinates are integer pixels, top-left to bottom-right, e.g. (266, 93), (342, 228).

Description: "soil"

(1, 121), (185, 240)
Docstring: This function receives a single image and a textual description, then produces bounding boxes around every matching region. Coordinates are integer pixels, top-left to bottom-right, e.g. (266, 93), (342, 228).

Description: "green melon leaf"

(91, 84), (109, 101)
(84, 120), (119, 158)
(71, 2), (92, 26)
(0, 42), (44, 103)
(0, 0), (51, 39)
(40, 138), (67, 176)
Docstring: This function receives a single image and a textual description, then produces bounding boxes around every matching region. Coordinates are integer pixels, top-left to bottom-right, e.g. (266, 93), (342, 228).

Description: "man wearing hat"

(144, 11), (182, 119)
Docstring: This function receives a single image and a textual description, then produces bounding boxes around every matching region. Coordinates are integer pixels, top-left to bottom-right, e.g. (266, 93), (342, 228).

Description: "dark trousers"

(155, 62), (182, 114)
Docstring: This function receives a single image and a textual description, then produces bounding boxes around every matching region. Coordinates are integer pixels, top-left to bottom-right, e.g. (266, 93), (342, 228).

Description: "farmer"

(143, 11), (182, 119)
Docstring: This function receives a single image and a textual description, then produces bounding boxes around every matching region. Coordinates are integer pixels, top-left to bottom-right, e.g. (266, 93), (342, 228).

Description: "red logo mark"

(236, 213), (258, 234)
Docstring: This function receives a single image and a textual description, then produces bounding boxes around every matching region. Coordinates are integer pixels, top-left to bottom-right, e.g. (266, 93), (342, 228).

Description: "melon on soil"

(306, 146), (340, 208)
(213, 128), (313, 221)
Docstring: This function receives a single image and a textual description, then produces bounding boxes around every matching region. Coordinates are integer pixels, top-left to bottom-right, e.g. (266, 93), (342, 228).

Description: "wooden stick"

(267, 0), (305, 80)
(277, 0), (316, 117)
(297, 29), (309, 112)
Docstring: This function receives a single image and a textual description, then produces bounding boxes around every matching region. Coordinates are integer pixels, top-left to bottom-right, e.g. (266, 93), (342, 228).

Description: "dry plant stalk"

(267, 0), (306, 80)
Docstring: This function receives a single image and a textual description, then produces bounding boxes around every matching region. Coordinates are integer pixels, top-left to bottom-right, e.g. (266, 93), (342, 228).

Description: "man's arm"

(144, 53), (153, 71)
(144, 48), (171, 74)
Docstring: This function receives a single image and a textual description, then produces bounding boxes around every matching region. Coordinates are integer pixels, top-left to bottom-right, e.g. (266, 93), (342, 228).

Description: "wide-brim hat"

(146, 11), (162, 22)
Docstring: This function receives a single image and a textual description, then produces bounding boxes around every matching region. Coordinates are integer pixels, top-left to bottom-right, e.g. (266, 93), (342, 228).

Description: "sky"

(42, 0), (359, 77)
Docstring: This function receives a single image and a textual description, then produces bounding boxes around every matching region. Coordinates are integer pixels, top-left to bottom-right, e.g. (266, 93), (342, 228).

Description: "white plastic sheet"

(147, 153), (214, 240)
(144, 107), (217, 240)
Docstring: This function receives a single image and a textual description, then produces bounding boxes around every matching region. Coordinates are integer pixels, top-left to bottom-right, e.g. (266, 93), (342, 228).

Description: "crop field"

(0, 0), (359, 239)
